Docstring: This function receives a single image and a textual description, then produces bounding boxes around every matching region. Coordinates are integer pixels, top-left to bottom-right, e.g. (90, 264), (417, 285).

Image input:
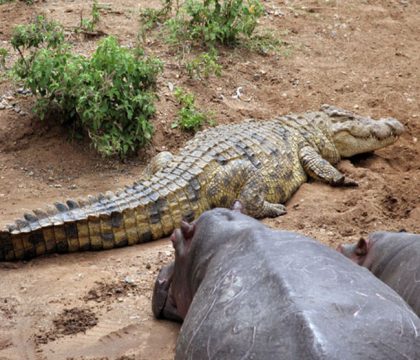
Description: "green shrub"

(11, 17), (162, 157)
(11, 15), (64, 51)
(75, 37), (162, 156)
(172, 87), (214, 132)
(165, 0), (264, 47)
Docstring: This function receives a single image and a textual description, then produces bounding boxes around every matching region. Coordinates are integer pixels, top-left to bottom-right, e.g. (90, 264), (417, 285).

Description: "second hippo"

(153, 208), (420, 360)
(338, 231), (420, 316)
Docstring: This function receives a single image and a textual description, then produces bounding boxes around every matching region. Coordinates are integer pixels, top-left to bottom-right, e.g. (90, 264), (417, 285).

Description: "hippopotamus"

(152, 207), (420, 359)
(338, 231), (420, 316)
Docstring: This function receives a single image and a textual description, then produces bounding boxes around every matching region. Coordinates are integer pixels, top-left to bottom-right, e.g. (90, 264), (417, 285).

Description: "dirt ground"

(0, 0), (419, 359)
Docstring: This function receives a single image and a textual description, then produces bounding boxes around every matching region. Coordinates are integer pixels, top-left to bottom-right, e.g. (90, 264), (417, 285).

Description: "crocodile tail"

(0, 190), (161, 261)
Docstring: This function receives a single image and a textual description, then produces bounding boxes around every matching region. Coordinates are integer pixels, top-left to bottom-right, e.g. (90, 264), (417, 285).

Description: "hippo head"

(151, 220), (197, 322)
(168, 220), (197, 320)
(337, 237), (373, 267)
(152, 201), (248, 322)
(151, 262), (183, 322)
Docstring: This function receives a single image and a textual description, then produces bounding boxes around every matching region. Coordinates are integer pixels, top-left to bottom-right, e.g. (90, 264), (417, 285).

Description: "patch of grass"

(11, 16), (163, 158)
(172, 87), (214, 132)
(185, 49), (222, 79)
(0, 47), (9, 81)
(139, 0), (173, 32)
(0, 0), (34, 4)
(244, 31), (290, 56)
(79, 0), (100, 32)
(0, 47), (8, 70)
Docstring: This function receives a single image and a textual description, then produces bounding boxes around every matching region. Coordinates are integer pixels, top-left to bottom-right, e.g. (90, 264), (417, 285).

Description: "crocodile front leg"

(299, 146), (358, 186)
(206, 160), (287, 218)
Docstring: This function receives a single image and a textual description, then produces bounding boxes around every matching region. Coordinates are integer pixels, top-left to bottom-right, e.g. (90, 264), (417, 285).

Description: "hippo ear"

(181, 221), (195, 241)
(232, 200), (243, 213)
(355, 237), (369, 256)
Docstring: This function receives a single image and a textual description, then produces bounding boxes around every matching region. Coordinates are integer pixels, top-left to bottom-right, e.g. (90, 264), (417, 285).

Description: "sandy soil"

(0, 0), (419, 359)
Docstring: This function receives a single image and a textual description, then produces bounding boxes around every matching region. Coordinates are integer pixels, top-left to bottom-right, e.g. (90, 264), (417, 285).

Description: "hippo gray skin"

(153, 207), (420, 359)
(338, 231), (420, 317)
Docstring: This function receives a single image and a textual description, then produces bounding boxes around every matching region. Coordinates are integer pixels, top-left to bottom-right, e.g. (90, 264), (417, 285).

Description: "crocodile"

(0, 105), (403, 261)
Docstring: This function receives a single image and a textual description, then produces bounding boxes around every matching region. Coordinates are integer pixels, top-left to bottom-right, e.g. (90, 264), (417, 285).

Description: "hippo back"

(369, 231), (420, 316)
(176, 226), (420, 360)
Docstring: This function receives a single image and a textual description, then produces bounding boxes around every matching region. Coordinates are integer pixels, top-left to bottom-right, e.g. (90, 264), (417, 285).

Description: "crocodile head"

(320, 105), (404, 157)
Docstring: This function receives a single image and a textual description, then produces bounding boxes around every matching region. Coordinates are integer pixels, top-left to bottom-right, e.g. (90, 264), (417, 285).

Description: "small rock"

(273, 10), (285, 17)
(168, 82), (174, 92)
(16, 87), (32, 95)
(124, 276), (135, 284)
(69, 184), (77, 189)
(28, 171), (34, 176)
(54, 184), (62, 188)
(145, 263), (151, 270)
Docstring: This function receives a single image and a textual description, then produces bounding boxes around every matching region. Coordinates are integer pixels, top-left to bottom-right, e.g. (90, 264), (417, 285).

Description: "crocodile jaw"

(332, 117), (404, 157)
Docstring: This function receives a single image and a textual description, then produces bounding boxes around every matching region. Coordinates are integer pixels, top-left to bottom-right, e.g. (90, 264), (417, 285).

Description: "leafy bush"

(172, 87), (214, 132)
(11, 15), (64, 53)
(185, 49), (222, 79)
(11, 17), (162, 157)
(165, 0), (264, 47)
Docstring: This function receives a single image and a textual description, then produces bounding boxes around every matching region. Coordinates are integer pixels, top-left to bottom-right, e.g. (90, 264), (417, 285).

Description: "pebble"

(124, 276), (135, 284)
(16, 87), (32, 96)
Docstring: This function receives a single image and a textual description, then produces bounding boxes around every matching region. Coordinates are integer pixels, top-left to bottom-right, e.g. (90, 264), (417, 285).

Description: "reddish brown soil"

(0, 0), (419, 359)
